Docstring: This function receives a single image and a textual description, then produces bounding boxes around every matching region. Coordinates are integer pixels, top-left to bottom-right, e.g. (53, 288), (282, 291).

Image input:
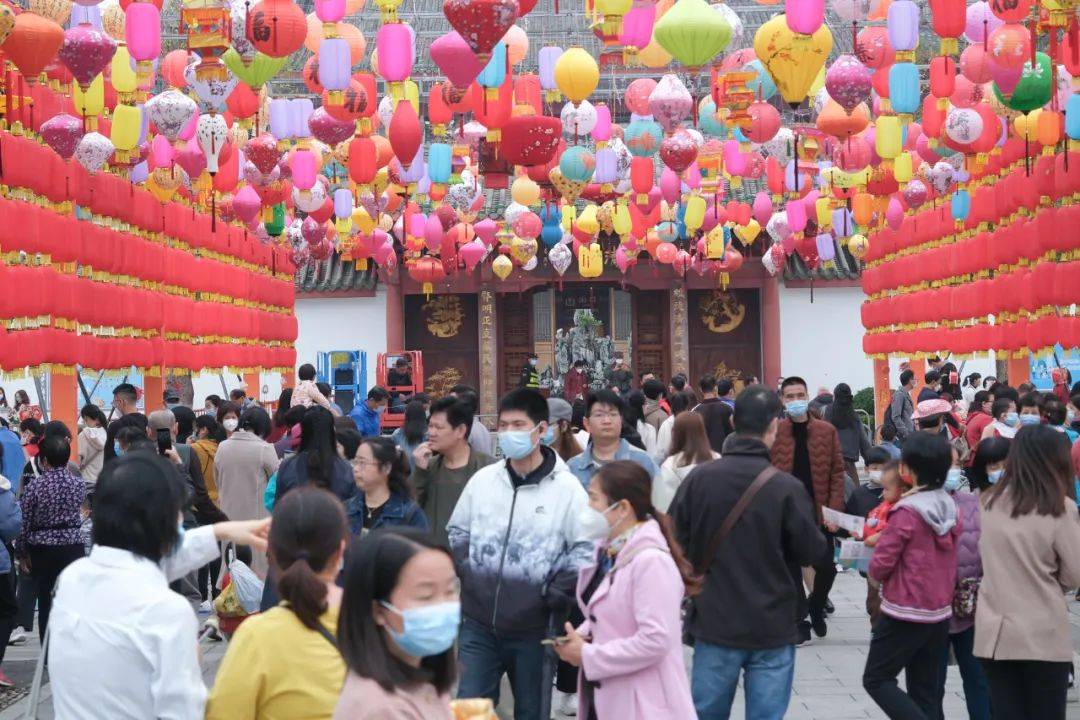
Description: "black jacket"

(670, 435), (827, 650)
(274, 450), (356, 507)
(176, 443), (228, 526)
(694, 397), (733, 453)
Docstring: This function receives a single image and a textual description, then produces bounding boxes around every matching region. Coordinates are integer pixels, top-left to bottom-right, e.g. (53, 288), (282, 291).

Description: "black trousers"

(795, 531), (837, 625)
(863, 615), (950, 720)
(197, 557), (222, 601)
(0, 568), (17, 666)
(27, 544), (85, 642)
(981, 658), (1071, 720)
(15, 567), (36, 631)
(555, 605), (585, 693)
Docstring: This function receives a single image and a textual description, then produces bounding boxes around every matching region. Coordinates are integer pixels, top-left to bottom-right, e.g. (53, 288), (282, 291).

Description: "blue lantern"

(477, 43), (507, 92)
(427, 143), (452, 185)
(559, 146), (596, 183)
(624, 118), (664, 158)
(1067, 93), (1080, 142)
(950, 189), (970, 223)
(889, 62), (920, 116)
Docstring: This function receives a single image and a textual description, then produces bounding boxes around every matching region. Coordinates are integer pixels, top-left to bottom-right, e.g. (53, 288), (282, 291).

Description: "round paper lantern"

(960, 43), (992, 84)
(553, 47), (599, 103)
(659, 131), (697, 174)
(995, 52), (1052, 113)
(744, 101), (780, 143)
(247, 0), (308, 58)
(987, 23), (1031, 70)
(786, 0), (823, 35)
(825, 54), (872, 114)
(855, 26), (895, 70)
(753, 14), (833, 107)
(503, 24), (528, 65)
(653, 0), (732, 68)
(946, 107), (989, 144)
(648, 73), (693, 133)
(5, 13), (65, 83)
(964, 1), (1004, 44)
(989, 0), (1032, 23)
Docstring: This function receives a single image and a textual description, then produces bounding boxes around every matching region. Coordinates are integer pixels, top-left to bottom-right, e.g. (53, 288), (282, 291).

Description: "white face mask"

(578, 502), (618, 541)
(867, 469), (882, 483)
(223, 418), (239, 432)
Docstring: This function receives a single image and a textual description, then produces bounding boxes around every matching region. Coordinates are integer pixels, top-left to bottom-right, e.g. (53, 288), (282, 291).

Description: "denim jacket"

(346, 490), (428, 536)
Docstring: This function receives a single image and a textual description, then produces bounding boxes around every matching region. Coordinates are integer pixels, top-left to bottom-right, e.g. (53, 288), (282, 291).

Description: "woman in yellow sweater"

(206, 487), (348, 720)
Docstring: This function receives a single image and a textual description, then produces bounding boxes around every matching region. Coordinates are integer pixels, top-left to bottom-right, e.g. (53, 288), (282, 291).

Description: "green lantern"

(223, 49), (287, 90)
(265, 203), (286, 237)
(654, 0), (732, 69)
(994, 52), (1053, 115)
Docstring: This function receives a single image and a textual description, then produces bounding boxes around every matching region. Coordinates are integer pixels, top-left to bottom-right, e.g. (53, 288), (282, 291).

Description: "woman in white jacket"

(654, 412), (718, 512)
(77, 405), (108, 486)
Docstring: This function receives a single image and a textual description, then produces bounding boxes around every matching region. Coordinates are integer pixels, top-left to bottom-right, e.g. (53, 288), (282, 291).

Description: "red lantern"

(247, 0), (308, 58)
(928, 0), (966, 46)
(500, 114), (563, 166)
(989, 0), (1033, 23)
(323, 78), (369, 123)
(929, 56), (956, 100)
(744, 101), (781, 144)
(388, 98), (423, 169)
(408, 256), (446, 295)
(442, 0), (519, 62)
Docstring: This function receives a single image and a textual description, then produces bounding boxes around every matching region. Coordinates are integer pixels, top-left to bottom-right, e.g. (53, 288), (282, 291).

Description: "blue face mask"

(1019, 414), (1041, 426)
(541, 425), (556, 446)
(944, 468), (964, 492)
(785, 400), (809, 418)
(380, 600), (461, 658)
(1004, 412), (1020, 428)
(498, 427), (538, 460)
(113, 441), (123, 457)
(987, 468), (1003, 484)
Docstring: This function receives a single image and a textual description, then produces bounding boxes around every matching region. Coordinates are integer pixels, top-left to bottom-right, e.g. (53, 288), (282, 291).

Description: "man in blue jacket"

(348, 386), (390, 437)
(0, 421), (24, 493)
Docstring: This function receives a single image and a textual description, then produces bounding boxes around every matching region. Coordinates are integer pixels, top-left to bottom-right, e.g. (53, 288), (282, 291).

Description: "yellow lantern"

(595, 0), (633, 41)
(683, 194), (706, 233)
(110, 104), (141, 162)
(753, 14), (833, 107)
(492, 254), (513, 280)
(735, 219), (761, 245)
(874, 115), (902, 162)
(561, 204), (577, 232)
(101, 0), (124, 41)
(402, 80), (420, 113)
(847, 233), (870, 259)
(578, 242), (604, 277)
(704, 225), (725, 258)
(1036, 111), (1062, 149)
(511, 236), (538, 264)
(510, 176), (540, 206)
(1013, 110), (1038, 140)
(637, 36), (673, 68)
(612, 201), (632, 236)
(110, 45), (138, 97)
(553, 47), (599, 103)
(73, 74), (105, 130)
(893, 151), (913, 185)
(30, 0), (71, 26)
(352, 207), (375, 234)
(815, 198), (832, 228)
(577, 204), (600, 235)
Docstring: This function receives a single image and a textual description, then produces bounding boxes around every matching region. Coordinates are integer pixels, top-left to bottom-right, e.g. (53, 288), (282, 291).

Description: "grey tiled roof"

(295, 255), (378, 294)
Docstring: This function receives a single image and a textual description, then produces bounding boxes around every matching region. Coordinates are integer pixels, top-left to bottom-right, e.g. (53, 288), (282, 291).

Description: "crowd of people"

(0, 358), (1077, 720)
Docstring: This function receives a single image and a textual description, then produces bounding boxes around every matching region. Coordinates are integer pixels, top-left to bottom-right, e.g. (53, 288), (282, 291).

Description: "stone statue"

(551, 309), (616, 397)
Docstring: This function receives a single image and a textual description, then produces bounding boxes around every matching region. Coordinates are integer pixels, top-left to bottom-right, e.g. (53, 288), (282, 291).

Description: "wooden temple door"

(631, 289), (669, 381)
(499, 291), (534, 395)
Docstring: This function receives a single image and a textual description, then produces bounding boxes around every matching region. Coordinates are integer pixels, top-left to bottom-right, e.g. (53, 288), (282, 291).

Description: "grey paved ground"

(4, 570), (1080, 719)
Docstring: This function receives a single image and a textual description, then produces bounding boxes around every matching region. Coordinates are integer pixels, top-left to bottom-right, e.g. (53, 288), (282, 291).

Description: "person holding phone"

(554, 460), (697, 719)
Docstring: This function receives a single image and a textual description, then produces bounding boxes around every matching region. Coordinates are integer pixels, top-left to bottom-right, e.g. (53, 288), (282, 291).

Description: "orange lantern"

(5, 13), (65, 83)
(247, 0), (308, 59)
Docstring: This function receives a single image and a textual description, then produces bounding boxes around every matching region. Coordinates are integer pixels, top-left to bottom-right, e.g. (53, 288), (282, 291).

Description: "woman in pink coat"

(554, 460), (697, 720)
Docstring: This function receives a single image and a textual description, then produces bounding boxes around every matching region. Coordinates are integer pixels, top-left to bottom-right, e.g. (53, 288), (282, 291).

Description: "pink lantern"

(886, 196), (904, 229)
(752, 191), (772, 225)
(624, 78), (656, 115)
(785, 0), (824, 36)
(376, 23), (413, 83)
(125, 4), (160, 83)
(660, 167), (682, 203)
(40, 113), (84, 160)
(459, 239), (487, 271)
(176, 142), (206, 179)
(234, 186), (262, 223)
(59, 23), (118, 90)
(683, 161), (701, 190)
(614, 245), (634, 273)
(825, 54), (872, 114)
(722, 139), (746, 176)
(786, 199), (807, 234)
(965, 1), (1004, 44)
(989, 61), (1023, 95)
(648, 74), (692, 134)
(291, 148), (317, 191)
(619, 4), (655, 50)
(429, 31), (484, 90)
(424, 213), (444, 251)
(474, 217), (498, 246)
(591, 103), (612, 142)
(314, 0), (346, 23)
(960, 43), (992, 83)
(512, 211), (542, 239)
(178, 110), (200, 142)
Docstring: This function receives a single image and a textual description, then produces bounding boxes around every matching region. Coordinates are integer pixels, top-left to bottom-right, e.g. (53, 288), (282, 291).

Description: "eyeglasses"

(353, 459), (382, 469)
